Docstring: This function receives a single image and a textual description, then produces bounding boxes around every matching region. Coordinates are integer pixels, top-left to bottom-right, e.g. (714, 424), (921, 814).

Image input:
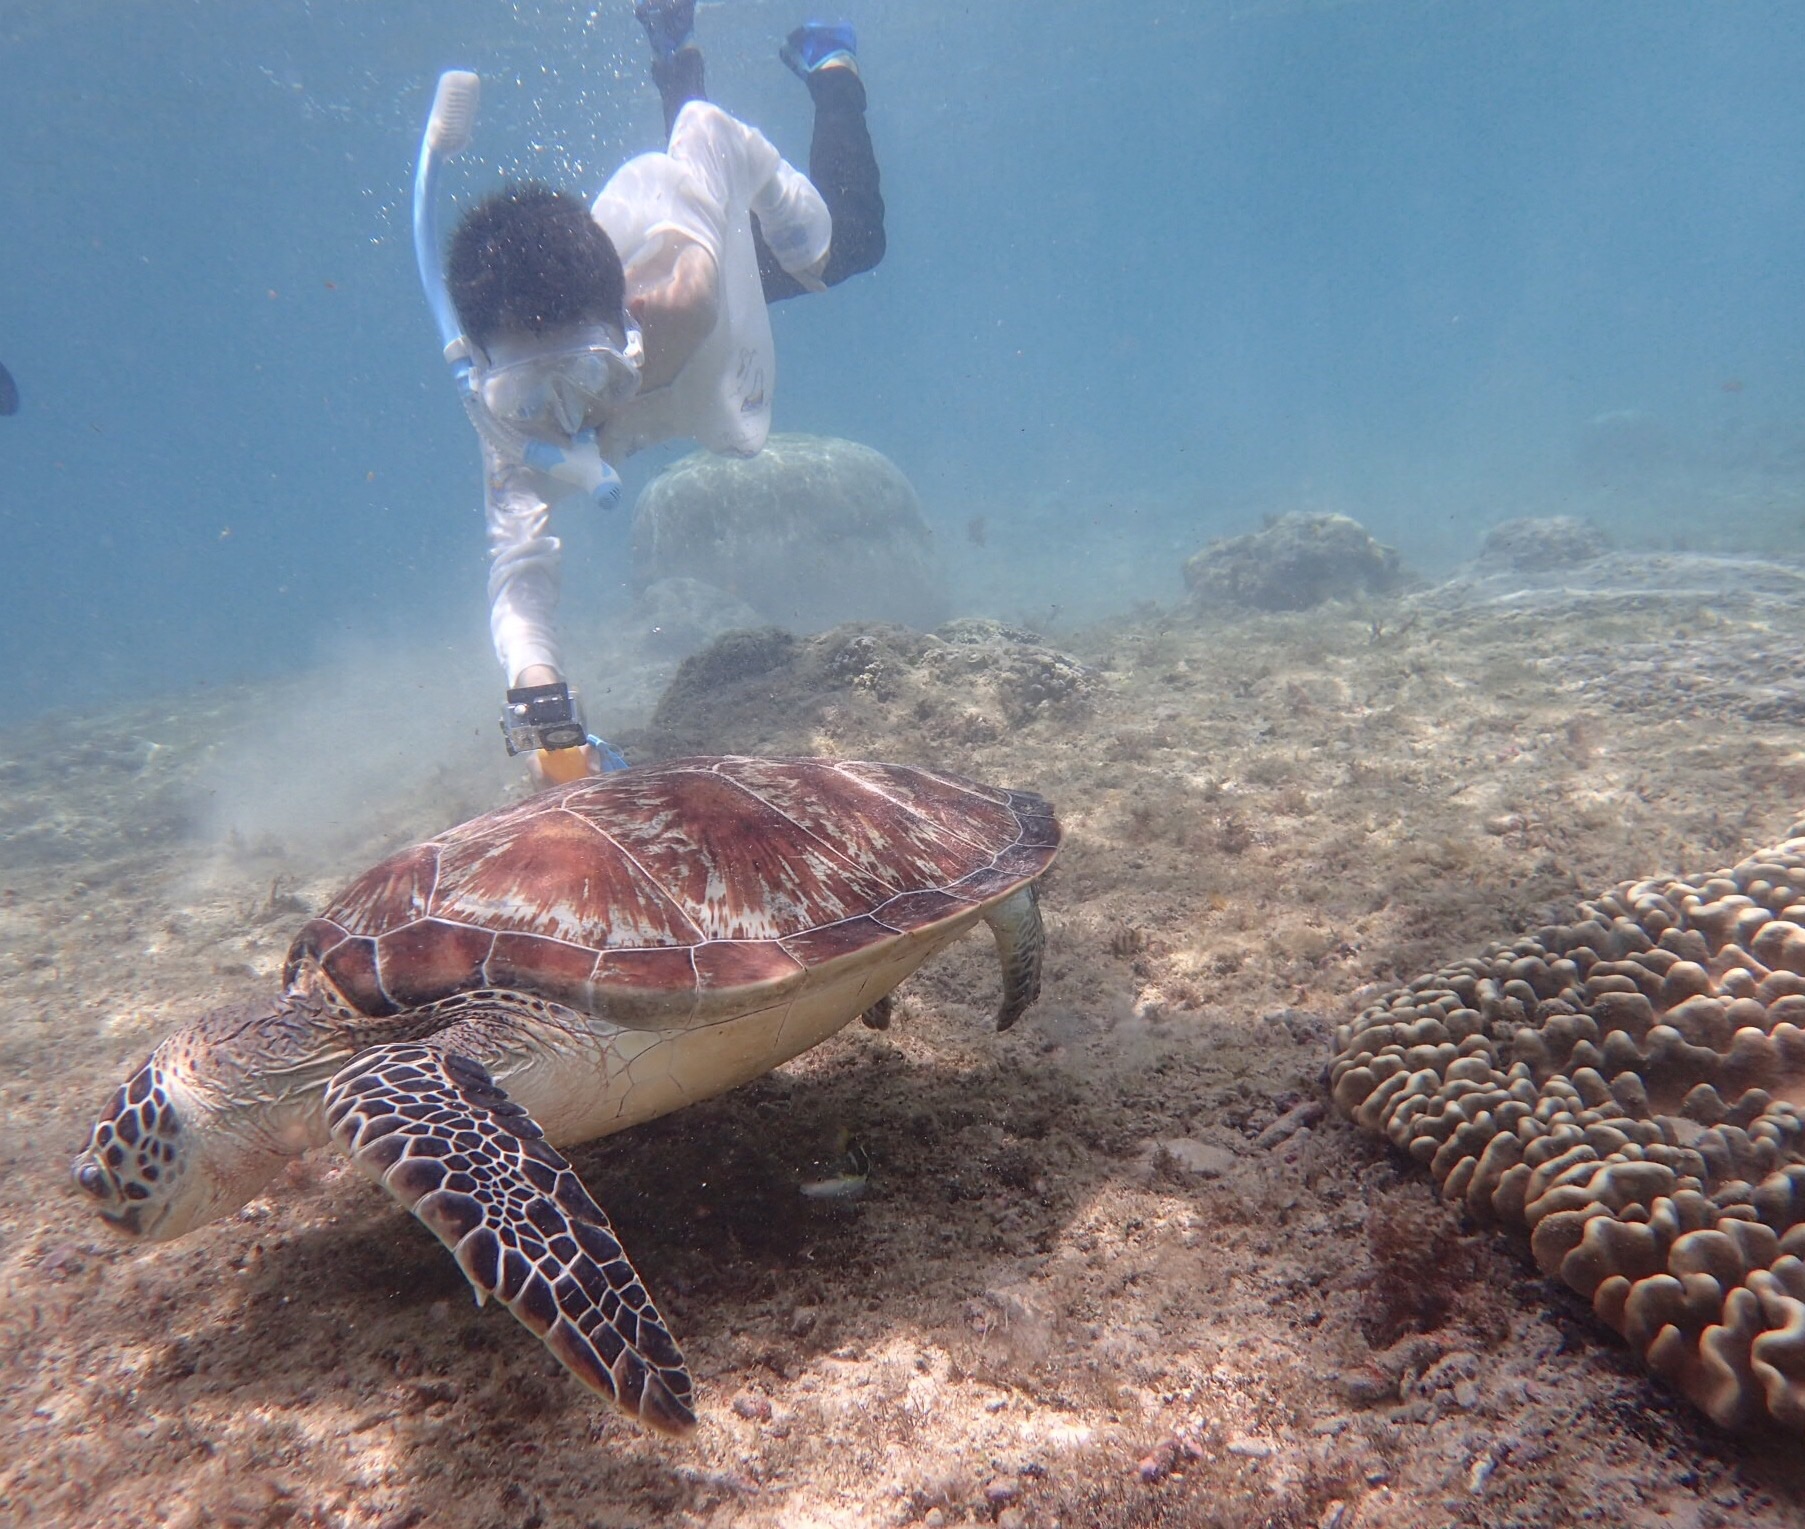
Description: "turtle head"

(73, 1011), (310, 1240)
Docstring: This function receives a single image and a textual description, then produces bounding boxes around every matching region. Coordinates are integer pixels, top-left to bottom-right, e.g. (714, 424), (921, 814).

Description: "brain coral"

(1331, 829), (1805, 1433)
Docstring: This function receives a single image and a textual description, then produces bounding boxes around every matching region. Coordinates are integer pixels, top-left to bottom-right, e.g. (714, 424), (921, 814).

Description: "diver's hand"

(627, 239), (719, 389)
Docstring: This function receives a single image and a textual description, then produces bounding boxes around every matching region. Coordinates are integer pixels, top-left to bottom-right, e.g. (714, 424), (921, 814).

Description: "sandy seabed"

(6, 552), (1805, 1529)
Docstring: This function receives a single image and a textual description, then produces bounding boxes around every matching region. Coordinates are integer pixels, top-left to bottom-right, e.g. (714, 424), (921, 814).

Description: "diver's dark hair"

(447, 183), (626, 349)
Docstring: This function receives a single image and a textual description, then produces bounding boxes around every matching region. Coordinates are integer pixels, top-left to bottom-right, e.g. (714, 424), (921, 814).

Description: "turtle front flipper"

(984, 884), (1046, 1031)
(322, 1042), (695, 1435)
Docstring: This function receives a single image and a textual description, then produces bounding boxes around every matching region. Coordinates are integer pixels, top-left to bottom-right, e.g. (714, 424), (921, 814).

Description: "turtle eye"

(75, 1160), (109, 1199)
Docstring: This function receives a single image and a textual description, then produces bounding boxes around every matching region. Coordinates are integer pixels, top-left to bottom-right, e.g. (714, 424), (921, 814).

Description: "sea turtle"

(71, 756), (1059, 1435)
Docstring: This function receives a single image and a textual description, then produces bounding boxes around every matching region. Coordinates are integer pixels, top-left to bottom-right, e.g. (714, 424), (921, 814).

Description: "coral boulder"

(630, 434), (947, 634)
(1332, 831), (1805, 1433)
(1183, 512), (1406, 612)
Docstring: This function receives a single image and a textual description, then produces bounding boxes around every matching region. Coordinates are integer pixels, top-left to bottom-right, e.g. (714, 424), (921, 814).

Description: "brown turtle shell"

(285, 757), (1059, 1028)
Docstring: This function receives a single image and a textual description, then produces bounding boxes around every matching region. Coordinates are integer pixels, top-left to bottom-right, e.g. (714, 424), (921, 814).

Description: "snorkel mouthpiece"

(524, 430), (623, 511)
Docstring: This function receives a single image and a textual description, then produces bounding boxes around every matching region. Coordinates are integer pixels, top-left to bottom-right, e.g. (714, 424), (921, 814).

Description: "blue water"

(1, 0), (1801, 721)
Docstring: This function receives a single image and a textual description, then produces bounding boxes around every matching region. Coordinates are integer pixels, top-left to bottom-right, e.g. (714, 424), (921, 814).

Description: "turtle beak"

(99, 1204), (148, 1236)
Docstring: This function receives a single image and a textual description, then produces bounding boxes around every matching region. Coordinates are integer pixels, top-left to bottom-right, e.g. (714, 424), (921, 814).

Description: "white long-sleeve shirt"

(485, 101), (831, 685)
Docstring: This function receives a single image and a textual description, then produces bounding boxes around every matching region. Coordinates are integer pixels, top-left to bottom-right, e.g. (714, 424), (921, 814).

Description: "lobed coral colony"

(1332, 829), (1805, 1433)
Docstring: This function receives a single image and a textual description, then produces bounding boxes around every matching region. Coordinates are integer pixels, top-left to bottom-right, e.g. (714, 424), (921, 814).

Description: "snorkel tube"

(413, 70), (623, 511)
(414, 70), (480, 375)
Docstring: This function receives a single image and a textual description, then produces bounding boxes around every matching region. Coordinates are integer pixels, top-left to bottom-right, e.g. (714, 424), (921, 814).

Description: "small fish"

(0, 361), (18, 416)
(799, 1132), (872, 1201)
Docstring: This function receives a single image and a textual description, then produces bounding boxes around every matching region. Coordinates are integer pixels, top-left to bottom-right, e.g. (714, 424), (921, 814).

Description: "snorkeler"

(414, 0), (885, 783)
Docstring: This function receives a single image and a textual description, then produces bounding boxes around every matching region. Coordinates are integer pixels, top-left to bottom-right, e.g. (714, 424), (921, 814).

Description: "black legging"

(651, 47), (885, 300)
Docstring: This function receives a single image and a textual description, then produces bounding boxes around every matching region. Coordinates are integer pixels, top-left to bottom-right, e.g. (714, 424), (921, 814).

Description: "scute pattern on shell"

(284, 757), (1056, 1023)
(1331, 827), (1805, 1434)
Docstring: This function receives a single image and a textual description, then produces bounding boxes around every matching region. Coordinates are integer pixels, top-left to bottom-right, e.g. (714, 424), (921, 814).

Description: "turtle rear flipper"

(984, 884), (1046, 1032)
(323, 1041), (695, 1435)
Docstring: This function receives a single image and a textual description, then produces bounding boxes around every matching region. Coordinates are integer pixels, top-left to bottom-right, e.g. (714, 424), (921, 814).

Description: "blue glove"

(591, 733), (630, 773)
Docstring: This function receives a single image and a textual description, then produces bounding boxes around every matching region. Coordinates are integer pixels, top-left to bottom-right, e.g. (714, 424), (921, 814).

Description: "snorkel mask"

(412, 71), (639, 509)
(476, 321), (644, 443)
